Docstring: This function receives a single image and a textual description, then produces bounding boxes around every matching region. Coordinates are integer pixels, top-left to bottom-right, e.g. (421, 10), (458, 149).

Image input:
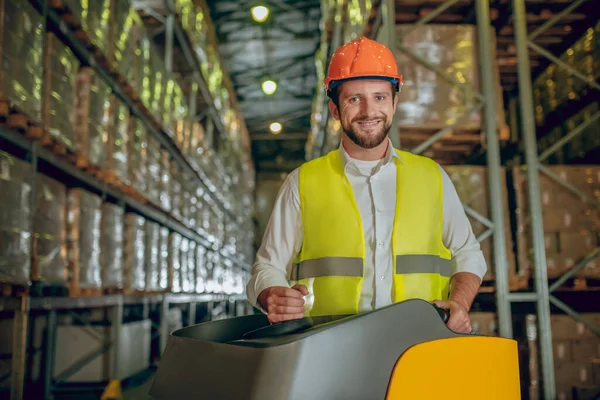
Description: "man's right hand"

(257, 284), (308, 324)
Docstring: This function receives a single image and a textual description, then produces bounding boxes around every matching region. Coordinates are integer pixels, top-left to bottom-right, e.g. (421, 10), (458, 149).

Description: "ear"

(393, 92), (399, 110)
(328, 100), (340, 120)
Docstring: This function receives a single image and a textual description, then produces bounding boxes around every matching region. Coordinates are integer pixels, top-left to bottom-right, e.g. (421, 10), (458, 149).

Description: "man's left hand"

(432, 300), (471, 334)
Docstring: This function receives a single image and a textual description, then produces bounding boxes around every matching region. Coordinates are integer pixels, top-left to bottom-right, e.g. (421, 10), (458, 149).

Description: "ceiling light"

(261, 80), (277, 95)
(269, 122), (282, 134)
(251, 6), (269, 22)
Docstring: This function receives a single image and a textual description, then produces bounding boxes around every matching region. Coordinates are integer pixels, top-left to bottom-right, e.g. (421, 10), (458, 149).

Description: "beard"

(341, 117), (391, 149)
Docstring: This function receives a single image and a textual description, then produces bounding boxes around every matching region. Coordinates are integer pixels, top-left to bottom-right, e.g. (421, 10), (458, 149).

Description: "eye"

(349, 96), (360, 103)
(376, 95), (386, 101)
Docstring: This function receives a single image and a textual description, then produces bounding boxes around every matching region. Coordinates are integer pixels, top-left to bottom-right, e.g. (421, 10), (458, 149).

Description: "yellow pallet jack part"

(101, 379), (122, 400)
(386, 336), (521, 399)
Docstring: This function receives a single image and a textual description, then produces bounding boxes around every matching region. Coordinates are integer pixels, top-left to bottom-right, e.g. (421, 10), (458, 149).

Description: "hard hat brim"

(325, 75), (403, 98)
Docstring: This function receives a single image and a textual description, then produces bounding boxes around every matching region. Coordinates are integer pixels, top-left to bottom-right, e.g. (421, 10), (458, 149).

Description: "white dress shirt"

(246, 139), (487, 312)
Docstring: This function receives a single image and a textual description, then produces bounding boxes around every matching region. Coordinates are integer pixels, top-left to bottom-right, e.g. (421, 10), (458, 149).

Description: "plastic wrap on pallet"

(395, 25), (484, 130)
(144, 221), (160, 291)
(34, 174), (67, 284)
(158, 227), (169, 291)
(176, 0), (208, 64)
(129, 118), (148, 195)
(66, 189), (102, 289)
(187, 241), (196, 293)
(169, 232), (182, 293)
(162, 78), (175, 136)
(173, 84), (188, 146)
(0, 0), (43, 123)
(150, 49), (166, 117)
(188, 121), (205, 171)
(80, 0), (111, 56)
(112, 0), (137, 79)
(170, 163), (183, 221)
(0, 151), (32, 284)
(111, 99), (129, 185)
(180, 238), (190, 293)
(146, 137), (161, 205)
(195, 245), (207, 293)
(125, 214), (145, 291)
(210, 251), (223, 294)
(183, 180), (195, 228)
(159, 150), (171, 211)
(100, 203), (124, 289)
(44, 34), (78, 152)
(86, 71), (111, 169)
(343, 0), (372, 43)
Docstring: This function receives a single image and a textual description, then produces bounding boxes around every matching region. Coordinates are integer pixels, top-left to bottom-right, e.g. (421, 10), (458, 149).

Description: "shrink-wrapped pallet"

(128, 117), (148, 195)
(172, 84), (188, 144)
(180, 238), (190, 293)
(169, 232), (182, 293)
(0, 151), (32, 284)
(170, 163), (183, 221)
(158, 227), (169, 291)
(144, 221), (160, 291)
(100, 203), (124, 289)
(162, 78), (175, 136)
(80, 0), (111, 56)
(141, 43), (165, 117)
(176, 0), (208, 64)
(187, 241), (196, 293)
(108, 98), (130, 185)
(146, 136), (161, 205)
(66, 189), (102, 290)
(195, 245), (207, 293)
(124, 214), (145, 292)
(159, 150), (171, 211)
(74, 68), (111, 168)
(43, 33), (79, 152)
(34, 174), (67, 284)
(0, 0), (43, 123)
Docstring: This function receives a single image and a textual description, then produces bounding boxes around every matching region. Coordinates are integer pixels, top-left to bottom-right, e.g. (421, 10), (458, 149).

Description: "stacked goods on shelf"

(100, 203), (124, 290)
(74, 68), (111, 170)
(534, 22), (600, 161)
(526, 314), (600, 399)
(146, 136), (162, 206)
(124, 213), (146, 293)
(187, 241), (197, 293)
(513, 166), (600, 284)
(42, 33), (79, 153)
(66, 189), (103, 295)
(34, 174), (67, 285)
(180, 238), (190, 293)
(107, 97), (130, 187)
(0, 0), (44, 127)
(344, 0), (373, 43)
(444, 166), (518, 283)
(159, 150), (171, 212)
(0, 151), (32, 286)
(128, 117), (148, 196)
(393, 25), (506, 135)
(195, 245), (207, 294)
(144, 221), (161, 292)
(158, 227), (169, 291)
(169, 232), (182, 293)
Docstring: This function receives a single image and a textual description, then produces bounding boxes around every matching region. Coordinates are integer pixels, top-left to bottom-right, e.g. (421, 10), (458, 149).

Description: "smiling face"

(329, 79), (398, 149)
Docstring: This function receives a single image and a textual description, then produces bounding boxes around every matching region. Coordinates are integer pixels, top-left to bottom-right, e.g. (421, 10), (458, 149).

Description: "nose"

(359, 97), (377, 116)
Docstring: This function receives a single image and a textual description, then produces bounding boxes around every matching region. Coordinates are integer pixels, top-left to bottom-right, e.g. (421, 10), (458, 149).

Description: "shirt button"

(378, 241), (384, 247)
(376, 208), (381, 214)
(379, 276), (385, 280)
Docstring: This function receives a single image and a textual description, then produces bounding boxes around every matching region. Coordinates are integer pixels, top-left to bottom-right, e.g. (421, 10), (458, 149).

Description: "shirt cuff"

(246, 266), (290, 314)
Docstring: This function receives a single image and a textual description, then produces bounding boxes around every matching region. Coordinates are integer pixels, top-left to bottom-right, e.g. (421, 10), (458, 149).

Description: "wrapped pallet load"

(66, 189), (102, 294)
(100, 203), (124, 290)
(43, 33), (79, 153)
(108, 98), (130, 187)
(158, 227), (170, 291)
(180, 238), (190, 293)
(170, 162), (183, 221)
(195, 245), (207, 293)
(146, 136), (162, 206)
(144, 221), (160, 292)
(34, 174), (67, 285)
(124, 213), (145, 292)
(187, 241), (196, 293)
(128, 118), (148, 196)
(79, 0), (111, 57)
(0, 151), (32, 285)
(169, 232), (182, 293)
(0, 0), (43, 125)
(114, 5), (146, 96)
(75, 68), (112, 169)
(159, 149), (171, 211)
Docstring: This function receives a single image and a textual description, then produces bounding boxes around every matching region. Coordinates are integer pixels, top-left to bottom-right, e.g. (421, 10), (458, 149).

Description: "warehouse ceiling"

(206, 0), (322, 173)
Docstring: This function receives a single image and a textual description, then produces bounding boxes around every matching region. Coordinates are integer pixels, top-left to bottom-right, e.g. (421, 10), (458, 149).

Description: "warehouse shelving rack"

(357, 1), (600, 399)
(0, 0), (257, 399)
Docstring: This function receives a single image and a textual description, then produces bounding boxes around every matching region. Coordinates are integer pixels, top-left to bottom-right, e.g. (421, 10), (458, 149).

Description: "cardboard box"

(551, 314), (600, 340)
(571, 339), (600, 363)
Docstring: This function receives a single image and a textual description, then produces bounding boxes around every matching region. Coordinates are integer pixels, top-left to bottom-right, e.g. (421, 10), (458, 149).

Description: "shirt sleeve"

(438, 165), (488, 281)
(245, 169), (304, 310)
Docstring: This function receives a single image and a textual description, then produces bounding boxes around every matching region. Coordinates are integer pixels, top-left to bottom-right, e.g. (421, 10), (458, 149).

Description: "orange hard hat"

(324, 36), (402, 97)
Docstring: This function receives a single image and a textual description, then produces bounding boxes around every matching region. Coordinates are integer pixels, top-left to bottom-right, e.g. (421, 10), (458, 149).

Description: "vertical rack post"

(512, 0), (555, 397)
(475, 0), (512, 339)
(380, 0), (399, 149)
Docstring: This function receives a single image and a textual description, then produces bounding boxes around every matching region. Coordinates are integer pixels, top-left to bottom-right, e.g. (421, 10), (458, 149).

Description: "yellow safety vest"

(290, 148), (452, 316)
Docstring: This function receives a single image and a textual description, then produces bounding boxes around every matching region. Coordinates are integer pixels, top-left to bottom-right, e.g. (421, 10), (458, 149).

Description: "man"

(246, 37), (486, 334)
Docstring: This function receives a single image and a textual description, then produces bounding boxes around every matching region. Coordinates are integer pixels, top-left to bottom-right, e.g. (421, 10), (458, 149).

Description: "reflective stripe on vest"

(293, 149), (452, 317)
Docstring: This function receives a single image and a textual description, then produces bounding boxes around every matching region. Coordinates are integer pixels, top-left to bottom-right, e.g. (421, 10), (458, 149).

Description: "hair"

(329, 81), (397, 110)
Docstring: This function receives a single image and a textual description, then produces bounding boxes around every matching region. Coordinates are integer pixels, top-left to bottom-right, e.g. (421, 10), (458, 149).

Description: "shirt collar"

(338, 137), (404, 170)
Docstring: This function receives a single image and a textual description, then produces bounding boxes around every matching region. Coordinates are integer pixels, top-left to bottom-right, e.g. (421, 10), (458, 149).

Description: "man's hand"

(257, 284), (309, 324)
(433, 300), (471, 333)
